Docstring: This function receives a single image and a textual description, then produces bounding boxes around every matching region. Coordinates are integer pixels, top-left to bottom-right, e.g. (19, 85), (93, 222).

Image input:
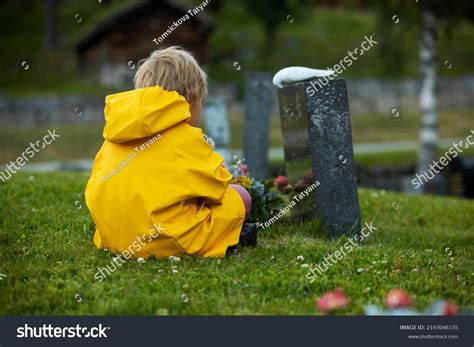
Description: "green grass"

(1, 109), (472, 166)
(263, 109), (472, 148)
(0, 172), (472, 315)
(267, 147), (474, 169)
(0, 125), (103, 164)
(355, 147), (474, 167)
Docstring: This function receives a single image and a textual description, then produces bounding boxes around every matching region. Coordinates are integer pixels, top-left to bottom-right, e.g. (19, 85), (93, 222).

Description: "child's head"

(134, 46), (207, 125)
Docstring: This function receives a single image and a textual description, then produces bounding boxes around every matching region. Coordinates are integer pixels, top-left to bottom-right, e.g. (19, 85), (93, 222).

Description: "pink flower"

(239, 164), (250, 176)
(442, 301), (459, 315)
(274, 175), (289, 188)
(316, 288), (350, 313)
(386, 289), (413, 308)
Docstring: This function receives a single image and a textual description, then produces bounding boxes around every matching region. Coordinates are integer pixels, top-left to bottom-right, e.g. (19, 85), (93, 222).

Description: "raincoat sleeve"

(170, 125), (232, 205)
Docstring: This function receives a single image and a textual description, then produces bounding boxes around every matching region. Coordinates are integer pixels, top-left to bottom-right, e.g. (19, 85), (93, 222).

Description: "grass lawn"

(0, 172), (472, 315)
(1, 108), (472, 167)
(227, 108), (473, 151)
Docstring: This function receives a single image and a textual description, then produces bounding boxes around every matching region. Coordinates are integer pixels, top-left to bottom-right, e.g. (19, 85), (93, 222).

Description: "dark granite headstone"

(277, 78), (361, 236)
(244, 72), (273, 181)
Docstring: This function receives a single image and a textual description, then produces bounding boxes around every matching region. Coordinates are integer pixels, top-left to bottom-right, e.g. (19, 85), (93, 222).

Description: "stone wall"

(0, 95), (104, 127)
(1, 75), (473, 127)
(346, 75), (474, 115)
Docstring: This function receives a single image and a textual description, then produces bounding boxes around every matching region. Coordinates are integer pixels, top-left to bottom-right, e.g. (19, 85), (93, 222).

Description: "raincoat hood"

(103, 86), (191, 143)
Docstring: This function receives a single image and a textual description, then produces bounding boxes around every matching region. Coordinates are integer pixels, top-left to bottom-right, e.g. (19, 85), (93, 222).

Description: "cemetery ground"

(0, 172), (472, 315)
(1, 108), (473, 166)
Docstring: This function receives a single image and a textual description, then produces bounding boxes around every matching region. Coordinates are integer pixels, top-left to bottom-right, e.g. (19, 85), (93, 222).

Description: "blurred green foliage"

(1, 0), (474, 95)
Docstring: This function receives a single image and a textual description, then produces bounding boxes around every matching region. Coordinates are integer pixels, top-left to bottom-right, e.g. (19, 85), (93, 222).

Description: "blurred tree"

(240, 0), (313, 59)
(418, 7), (438, 194)
(44, 0), (58, 50)
(369, 0), (474, 193)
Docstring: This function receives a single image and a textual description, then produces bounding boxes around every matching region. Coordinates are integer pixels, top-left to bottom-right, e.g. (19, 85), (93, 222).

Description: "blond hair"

(134, 46), (208, 102)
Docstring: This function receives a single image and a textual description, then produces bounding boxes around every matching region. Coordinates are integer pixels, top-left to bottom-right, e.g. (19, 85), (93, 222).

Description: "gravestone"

(276, 72), (361, 237)
(244, 72), (273, 181)
(202, 96), (231, 164)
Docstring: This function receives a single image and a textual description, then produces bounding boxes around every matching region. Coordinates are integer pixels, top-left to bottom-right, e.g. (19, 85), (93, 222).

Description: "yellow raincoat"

(85, 86), (245, 259)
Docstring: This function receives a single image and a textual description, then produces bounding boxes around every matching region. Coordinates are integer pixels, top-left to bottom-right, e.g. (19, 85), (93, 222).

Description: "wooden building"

(75, 0), (214, 87)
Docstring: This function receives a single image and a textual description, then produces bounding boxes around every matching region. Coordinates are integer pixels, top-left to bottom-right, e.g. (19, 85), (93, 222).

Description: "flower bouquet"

(273, 169), (318, 220)
(227, 156), (285, 223)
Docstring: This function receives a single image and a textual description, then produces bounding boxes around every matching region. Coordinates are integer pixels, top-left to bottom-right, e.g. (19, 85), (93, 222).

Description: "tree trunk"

(44, 0), (58, 50)
(416, 10), (438, 193)
(264, 28), (277, 67)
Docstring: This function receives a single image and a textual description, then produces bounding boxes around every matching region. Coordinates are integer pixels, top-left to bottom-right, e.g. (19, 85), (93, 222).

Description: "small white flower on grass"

(137, 257), (145, 263)
(172, 269), (179, 274)
(357, 268), (365, 273)
(168, 256), (181, 262)
(301, 263), (309, 268)
(412, 268), (418, 272)
(28, 175), (35, 181)
(381, 260), (388, 264)
(425, 249), (433, 252)
(158, 269), (164, 273)
(448, 264), (454, 268)
(296, 255), (304, 262)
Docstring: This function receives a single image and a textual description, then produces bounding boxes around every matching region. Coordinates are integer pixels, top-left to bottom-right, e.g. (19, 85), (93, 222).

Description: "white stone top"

(272, 66), (335, 88)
